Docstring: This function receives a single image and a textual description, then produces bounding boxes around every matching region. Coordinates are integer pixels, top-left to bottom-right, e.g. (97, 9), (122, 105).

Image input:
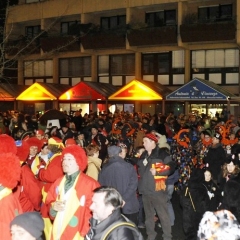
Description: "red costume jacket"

(0, 188), (23, 240)
(46, 173), (100, 239)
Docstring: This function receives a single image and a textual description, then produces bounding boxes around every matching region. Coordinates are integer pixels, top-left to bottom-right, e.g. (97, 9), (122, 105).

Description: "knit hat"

(62, 145), (87, 171)
(197, 210), (240, 240)
(0, 153), (21, 189)
(48, 137), (64, 149)
(0, 134), (17, 154)
(144, 133), (158, 143)
(10, 212), (44, 239)
(107, 145), (122, 157)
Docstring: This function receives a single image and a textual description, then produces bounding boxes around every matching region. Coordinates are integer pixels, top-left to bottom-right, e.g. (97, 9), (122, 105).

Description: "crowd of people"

(1, 108), (240, 240)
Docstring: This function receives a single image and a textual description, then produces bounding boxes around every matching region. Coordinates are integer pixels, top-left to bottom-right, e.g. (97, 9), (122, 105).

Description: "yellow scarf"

(152, 163), (170, 191)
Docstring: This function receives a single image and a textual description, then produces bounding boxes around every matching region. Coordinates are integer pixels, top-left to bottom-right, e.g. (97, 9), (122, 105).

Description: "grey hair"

(93, 186), (123, 209)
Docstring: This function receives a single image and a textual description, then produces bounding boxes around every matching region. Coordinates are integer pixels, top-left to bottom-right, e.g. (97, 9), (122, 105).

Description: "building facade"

(4, 0), (240, 115)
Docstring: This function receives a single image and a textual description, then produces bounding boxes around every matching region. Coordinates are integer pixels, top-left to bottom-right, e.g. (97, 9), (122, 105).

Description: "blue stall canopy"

(166, 78), (236, 101)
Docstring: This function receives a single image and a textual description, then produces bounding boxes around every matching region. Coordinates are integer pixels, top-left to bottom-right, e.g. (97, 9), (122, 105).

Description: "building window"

(142, 51), (184, 85)
(24, 60), (53, 77)
(26, 25), (41, 38)
(198, 4), (232, 22)
(158, 53), (170, 73)
(59, 57), (91, 77)
(98, 54), (135, 85)
(101, 15), (126, 29)
(111, 54), (135, 75)
(61, 21), (80, 35)
(191, 49), (239, 84)
(146, 10), (176, 27)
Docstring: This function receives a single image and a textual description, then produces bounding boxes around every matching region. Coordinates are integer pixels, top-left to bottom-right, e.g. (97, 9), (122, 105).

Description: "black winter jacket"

(137, 146), (176, 195)
(180, 182), (210, 240)
(204, 143), (226, 182)
(85, 209), (140, 240)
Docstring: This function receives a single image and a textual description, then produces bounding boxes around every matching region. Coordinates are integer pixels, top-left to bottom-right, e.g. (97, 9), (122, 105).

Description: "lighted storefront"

(108, 79), (171, 115)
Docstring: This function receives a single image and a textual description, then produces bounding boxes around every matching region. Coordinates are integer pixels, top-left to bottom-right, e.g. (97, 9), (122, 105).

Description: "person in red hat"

(31, 143), (50, 176)
(64, 138), (77, 147)
(14, 140), (42, 213)
(138, 133), (176, 240)
(35, 129), (44, 140)
(0, 135), (23, 240)
(36, 137), (64, 239)
(25, 137), (43, 167)
(46, 145), (100, 240)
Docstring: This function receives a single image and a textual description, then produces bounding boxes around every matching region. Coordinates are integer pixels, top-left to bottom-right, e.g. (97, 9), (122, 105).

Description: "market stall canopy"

(108, 79), (171, 101)
(166, 78), (236, 101)
(16, 83), (70, 101)
(0, 83), (27, 101)
(59, 81), (118, 101)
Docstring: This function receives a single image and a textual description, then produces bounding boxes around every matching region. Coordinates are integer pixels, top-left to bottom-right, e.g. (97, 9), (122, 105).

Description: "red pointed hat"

(144, 133), (158, 143)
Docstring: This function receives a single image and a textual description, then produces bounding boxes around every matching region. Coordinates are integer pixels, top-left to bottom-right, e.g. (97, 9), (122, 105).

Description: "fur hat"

(144, 133), (158, 143)
(62, 145), (87, 171)
(231, 144), (240, 155)
(26, 137), (42, 152)
(225, 154), (238, 165)
(158, 134), (170, 150)
(16, 140), (30, 162)
(10, 212), (44, 239)
(0, 134), (17, 154)
(0, 153), (21, 189)
(198, 210), (240, 240)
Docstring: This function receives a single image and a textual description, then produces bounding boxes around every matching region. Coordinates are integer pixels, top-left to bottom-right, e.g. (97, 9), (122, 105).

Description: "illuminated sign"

(166, 78), (227, 101)
(16, 83), (57, 101)
(108, 79), (162, 100)
(59, 82), (106, 100)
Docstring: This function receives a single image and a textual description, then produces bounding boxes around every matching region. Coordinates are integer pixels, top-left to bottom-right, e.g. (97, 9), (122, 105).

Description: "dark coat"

(218, 179), (240, 223)
(98, 156), (139, 214)
(137, 146), (176, 196)
(204, 143), (226, 182)
(203, 180), (221, 211)
(85, 209), (139, 240)
(180, 169), (210, 240)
